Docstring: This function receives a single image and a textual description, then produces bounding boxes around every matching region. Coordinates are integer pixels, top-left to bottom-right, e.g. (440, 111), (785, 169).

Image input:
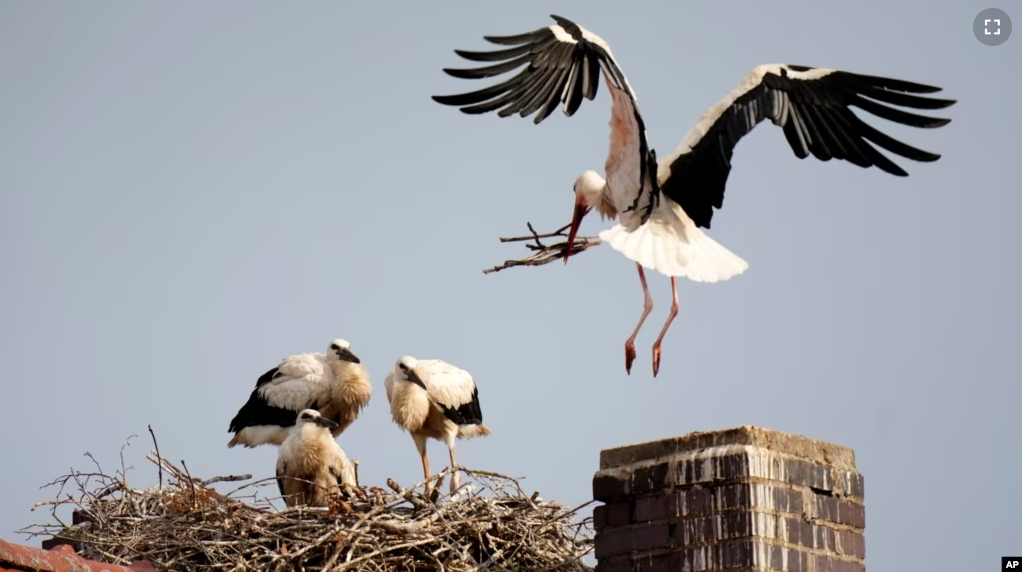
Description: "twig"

(180, 460), (197, 509)
(201, 475), (252, 486)
(484, 221), (600, 275)
(148, 426), (162, 490)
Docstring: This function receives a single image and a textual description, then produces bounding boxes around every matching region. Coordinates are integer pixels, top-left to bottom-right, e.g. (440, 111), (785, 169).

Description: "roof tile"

(0, 537), (156, 572)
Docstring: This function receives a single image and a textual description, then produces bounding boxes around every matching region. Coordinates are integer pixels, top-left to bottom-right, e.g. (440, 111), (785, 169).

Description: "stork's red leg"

(652, 277), (679, 378)
(625, 263), (653, 375)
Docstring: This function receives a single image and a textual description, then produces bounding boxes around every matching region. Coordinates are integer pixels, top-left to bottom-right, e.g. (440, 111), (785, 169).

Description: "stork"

(227, 339), (372, 448)
(384, 356), (491, 497)
(432, 14), (956, 377)
(275, 409), (357, 508)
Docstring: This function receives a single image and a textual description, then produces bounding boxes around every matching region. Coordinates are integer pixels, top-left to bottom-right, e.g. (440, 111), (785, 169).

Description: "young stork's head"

(328, 339), (361, 365)
(394, 356), (427, 390)
(296, 409), (338, 431)
(566, 170), (610, 264)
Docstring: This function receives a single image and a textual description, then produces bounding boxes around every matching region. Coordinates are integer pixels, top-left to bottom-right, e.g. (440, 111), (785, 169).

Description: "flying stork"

(227, 339), (372, 448)
(276, 409), (357, 508)
(431, 14), (956, 377)
(384, 356), (491, 497)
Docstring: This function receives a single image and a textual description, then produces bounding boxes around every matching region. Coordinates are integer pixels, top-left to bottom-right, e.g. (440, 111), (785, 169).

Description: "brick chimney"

(591, 426), (865, 572)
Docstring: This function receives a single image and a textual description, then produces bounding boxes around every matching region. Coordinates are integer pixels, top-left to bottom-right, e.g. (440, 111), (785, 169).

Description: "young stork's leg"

(625, 263), (654, 375)
(448, 445), (459, 494)
(651, 277), (680, 378)
(413, 435), (433, 497)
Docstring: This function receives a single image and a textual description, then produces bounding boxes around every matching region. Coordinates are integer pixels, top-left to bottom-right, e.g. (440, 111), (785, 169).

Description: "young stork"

(384, 356), (491, 496)
(432, 14), (956, 377)
(227, 339), (372, 448)
(276, 409), (357, 508)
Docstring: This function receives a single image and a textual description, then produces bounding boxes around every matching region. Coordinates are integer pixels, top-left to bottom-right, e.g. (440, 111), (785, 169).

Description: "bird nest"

(20, 433), (594, 572)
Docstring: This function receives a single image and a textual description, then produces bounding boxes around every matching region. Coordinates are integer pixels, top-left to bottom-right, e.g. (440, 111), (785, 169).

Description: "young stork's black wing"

(658, 65), (956, 229)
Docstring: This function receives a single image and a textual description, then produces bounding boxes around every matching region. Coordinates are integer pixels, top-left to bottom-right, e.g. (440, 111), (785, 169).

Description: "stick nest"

(20, 434), (594, 572)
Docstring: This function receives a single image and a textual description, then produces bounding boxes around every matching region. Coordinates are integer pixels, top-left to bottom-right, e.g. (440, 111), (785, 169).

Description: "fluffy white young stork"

(432, 14), (956, 377)
(227, 339), (372, 448)
(384, 356), (491, 496)
(276, 409), (357, 508)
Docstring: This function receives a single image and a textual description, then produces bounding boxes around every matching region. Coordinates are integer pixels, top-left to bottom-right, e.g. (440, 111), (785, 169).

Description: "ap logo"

(1004, 557), (1022, 569)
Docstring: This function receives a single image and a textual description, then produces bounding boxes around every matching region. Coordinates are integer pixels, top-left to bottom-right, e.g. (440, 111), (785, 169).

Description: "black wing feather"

(432, 15), (628, 125)
(276, 462), (286, 498)
(227, 366), (315, 433)
(440, 386), (484, 426)
(661, 65), (955, 229)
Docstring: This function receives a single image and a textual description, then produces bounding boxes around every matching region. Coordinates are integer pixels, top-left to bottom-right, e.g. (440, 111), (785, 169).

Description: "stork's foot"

(625, 340), (637, 375)
(652, 343), (662, 378)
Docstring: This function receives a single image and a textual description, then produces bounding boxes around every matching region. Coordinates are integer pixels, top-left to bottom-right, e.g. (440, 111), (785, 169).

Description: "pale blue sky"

(0, 2), (1018, 569)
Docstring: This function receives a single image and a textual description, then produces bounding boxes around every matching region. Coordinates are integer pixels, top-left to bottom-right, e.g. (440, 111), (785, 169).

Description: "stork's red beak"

(565, 197), (591, 265)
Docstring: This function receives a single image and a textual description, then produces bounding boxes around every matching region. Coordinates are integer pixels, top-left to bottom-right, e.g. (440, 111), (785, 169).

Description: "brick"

(594, 502), (633, 532)
(714, 483), (802, 512)
(680, 545), (715, 572)
(783, 458), (832, 491)
(720, 511), (753, 539)
(813, 555), (865, 572)
(676, 515), (720, 545)
(715, 483), (751, 510)
(837, 500), (865, 529)
(719, 539), (753, 568)
(836, 530), (865, 559)
(782, 516), (814, 547)
(845, 471), (865, 499)
(633, 493), (674, 522)
(715, 539), (810, 572)
(679, 487), (713, 516)
(634, 551), (682, 572)
(814, 525), (836, 552)
(632, 462), (671, 495)
(594, 505), (608, 531)
(595, 557), (634, 572)
(594, 473), (629, 502)
(610, 502), (633, 527)
(674, 453), (749, 485)
(594, 524), (671, 559)
(814, 494), (839, 522)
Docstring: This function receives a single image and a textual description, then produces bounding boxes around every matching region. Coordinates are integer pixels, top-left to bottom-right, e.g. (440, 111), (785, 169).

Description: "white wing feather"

(257, 353), (331, 411)
(416, 360), (477, 408)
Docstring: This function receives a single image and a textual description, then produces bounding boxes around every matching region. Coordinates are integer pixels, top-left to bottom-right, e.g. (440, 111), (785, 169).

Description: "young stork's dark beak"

(314, 417), (339, 429)
(334, 347), (361, 364)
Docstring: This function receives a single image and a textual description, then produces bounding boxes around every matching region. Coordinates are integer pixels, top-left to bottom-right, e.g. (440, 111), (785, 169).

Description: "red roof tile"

(0, 538), (156, 572)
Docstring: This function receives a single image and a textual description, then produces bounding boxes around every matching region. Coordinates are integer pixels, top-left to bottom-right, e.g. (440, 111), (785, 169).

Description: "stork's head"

(395, 356), (427, 390)
(296, 409), (338, 430)
(566, 170), (607, 264)
(328, 339), (361, 364)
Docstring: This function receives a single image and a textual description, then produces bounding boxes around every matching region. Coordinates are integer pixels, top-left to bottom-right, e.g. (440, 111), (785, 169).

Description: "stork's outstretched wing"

(659, 64), (956, 229)
(432, 14), (635, 123)
(433, 15), (658, 217)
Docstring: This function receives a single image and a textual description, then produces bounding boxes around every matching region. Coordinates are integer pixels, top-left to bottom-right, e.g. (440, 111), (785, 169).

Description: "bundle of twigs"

(483, 222), (600, 275)
(20, 435), (593, 572)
